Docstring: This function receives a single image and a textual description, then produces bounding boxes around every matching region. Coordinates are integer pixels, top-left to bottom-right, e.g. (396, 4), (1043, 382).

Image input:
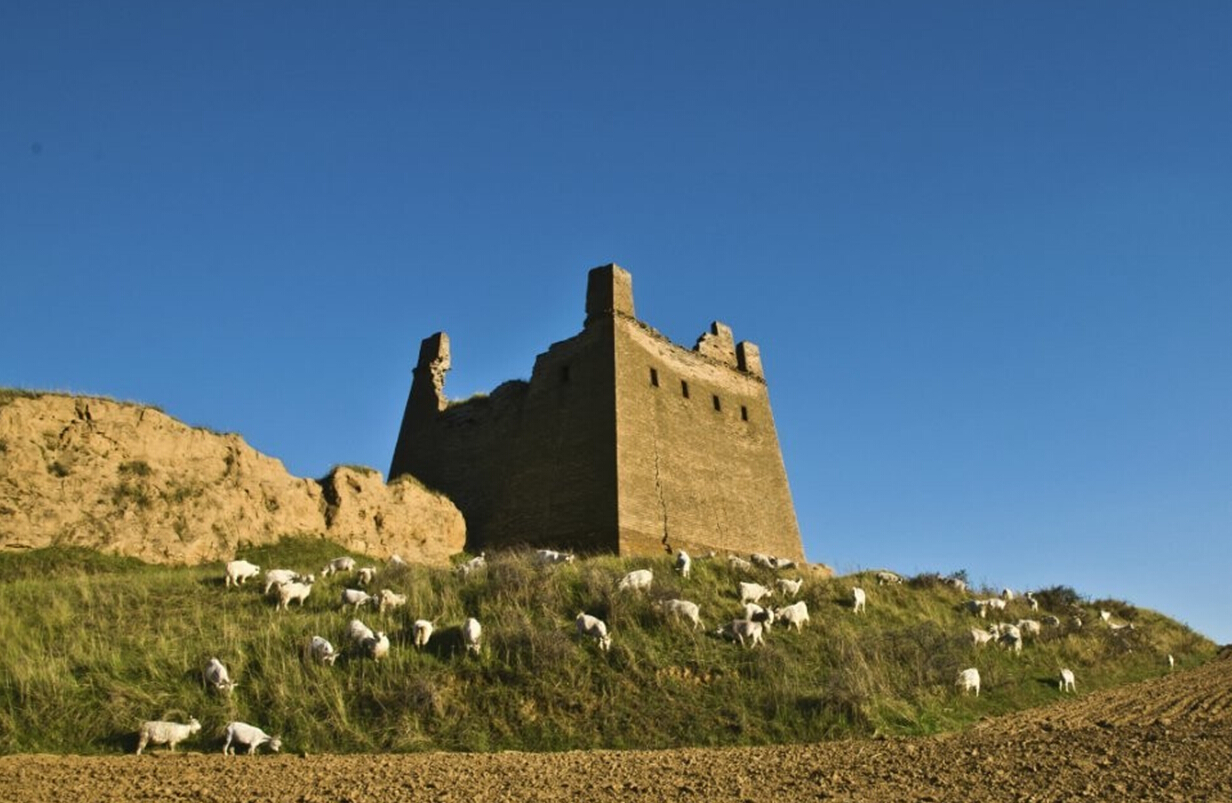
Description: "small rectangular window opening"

(741, 405), (749, 422)
(681, 380), (690, 399)
(649, 368), (659, 387)
(712, 394), (721, 412)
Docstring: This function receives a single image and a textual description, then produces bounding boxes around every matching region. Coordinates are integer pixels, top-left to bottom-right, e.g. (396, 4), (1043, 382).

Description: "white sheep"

(1041, 615), (1061, 627)
(309, 635), (338, 666)
(971, 628), (994, 647)
(656, 599), (703, 630)
(956, 667), (980, 696)
(462, 617), (482, 655)
(728, 555), (753, 572)
(1168, 654), (1175, 671)
(674, 550), (691, 579)
(966, 599), (989, 619)
(985, 598), (1007, 612)
(1099, 609), (1112, 623)
(135, 718), (201, 754)
(741, 603), (775, 631)
(1059, 668), (1076, 693)
(775, 578), (804, 598)
(852, 587), (867, 614)
(575, 612), (612, 651)
(1001, 588), (1015, 602)
(750, 553), (775, 569)
(321, 556), (356, 577)
(535, 549), (575, 565)
(377, 588), (407, 615)
(769, 557), (798, 570)
(387, 554), (407, 568)
(1016, 619), (1042, 638)
(346, 618), (375, 644)
(340, 588), (373, 610)
(875, 571), (903, 586)
(616, 568), (653, 592)
(275, 579), (313, 611)
(357, 567), (377, 586)
(222, 721), (282, 755)
(999, 624), (1023, 654)
(203, 657), (237, 694)
(457, 553), (486, 578)
(1024, 591), (1039, 611)
(946, 577), (969, 593)
(727, 619), (765, 649)
(362, 631), (390, 661)
(224, 560), (261, 588)
(412, 619), (435, 649)
(738, 581), (772, 605)
(774, 600), (810, 632)
(263, 568), (303, 595)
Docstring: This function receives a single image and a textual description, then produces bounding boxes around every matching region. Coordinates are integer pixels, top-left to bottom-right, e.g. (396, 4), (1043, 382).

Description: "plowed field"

(4, 657), (1230, 802)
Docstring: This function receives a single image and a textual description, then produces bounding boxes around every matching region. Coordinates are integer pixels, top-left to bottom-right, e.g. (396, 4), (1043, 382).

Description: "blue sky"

(3, 3), (1229, 643)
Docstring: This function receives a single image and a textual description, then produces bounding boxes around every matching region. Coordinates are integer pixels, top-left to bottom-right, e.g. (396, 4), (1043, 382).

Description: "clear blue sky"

(3, 3), (1229, 643)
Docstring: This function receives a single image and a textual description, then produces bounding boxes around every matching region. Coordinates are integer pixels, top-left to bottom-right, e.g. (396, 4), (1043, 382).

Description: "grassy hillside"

(0, 539), (1215, 754)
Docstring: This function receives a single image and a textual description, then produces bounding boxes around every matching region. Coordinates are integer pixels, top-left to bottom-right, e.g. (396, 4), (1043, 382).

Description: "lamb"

(412, 619), (435, 649)
(1024, 591), (1039, 611)
(224, 560), (261, 588)
(726, 619), (765, 648)
(775, 578), (804, 598)
(203, 657), (237, 694)
(275, 579), (313, 611)
(377, 588), (407, 615)
(852, 586), (867, 614)
(738, 581), (772, 605)
(321, 556), (356, 577)
(674, 550), (692, 579)
(616, 568), (653, 592)
(956, 668), (981, 696)
(462, 617), (483, 655)
(346, 619), (375, 644)
(875, 571), (903, 586)
(135, 717), (201, 754)
(535, 549), (575, 565)
(222, 721), (282, 755)
(357, 567), (377, 587)
(1059, 668), (1076, 693)
(263, 568), (304, 595)
(362, 631), (390, 661)
(774, 600), (810, 632)
(340, 588), (373, 610)
(656, 599), (703, 630)
(309, 636), (338, 666)
(575, 612), (612, 651)
(971, 627), (995, 646)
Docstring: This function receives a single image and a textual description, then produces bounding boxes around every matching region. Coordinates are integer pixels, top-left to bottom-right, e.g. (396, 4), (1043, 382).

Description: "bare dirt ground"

(4, 656), (1230, 803)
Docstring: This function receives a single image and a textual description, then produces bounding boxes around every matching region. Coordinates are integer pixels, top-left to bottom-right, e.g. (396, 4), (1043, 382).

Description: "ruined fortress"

(389, 265), (804, 561)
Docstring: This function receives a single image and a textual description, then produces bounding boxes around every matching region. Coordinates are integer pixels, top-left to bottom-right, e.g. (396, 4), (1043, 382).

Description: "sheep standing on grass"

(535, 549), (574, 565)
(463, 617), (483, 655)
(224, 560), (260, 588)
(457, 553), (486, 578)
(276, 579), (313, 611)
(725, 619), (765, 649)
(340, 588), (373, 610)
(263, 569), (306, 596)
(656, 599), (703, 630)
(321, 557), (356, 577)
(617, 569), (653, 593)
(203, 657), (237, 694)
(775, 578), (804, 598)
(222, 721), (282, 755)
(738, 581), (772, 606)
(852, 587), (867, 614)
(412, 619), (435, 649)
(357, 567), (377, 586)
(362, 631), (391, 661)
(875, 571), (903, 586)
(675, 550), (692, 579)
(742, 603), (775, 631)
(1059, 668), (1077, 693)
(135, 718), (201, 754)
(310, 636), (338, 666)
(377, 589), (407, 615)
(346, 619), (375, 645)
(956, 668), (981, 696)
(575, 612), (612, 652)
(774, 600), (810, 632)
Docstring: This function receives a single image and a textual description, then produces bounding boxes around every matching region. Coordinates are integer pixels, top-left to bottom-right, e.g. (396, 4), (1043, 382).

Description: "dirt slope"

(0, 393), (465, 564)
(2, 656), (1229, 802)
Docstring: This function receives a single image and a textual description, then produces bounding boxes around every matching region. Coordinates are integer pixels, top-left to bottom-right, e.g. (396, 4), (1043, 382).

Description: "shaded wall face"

(613, 320), (805, 561)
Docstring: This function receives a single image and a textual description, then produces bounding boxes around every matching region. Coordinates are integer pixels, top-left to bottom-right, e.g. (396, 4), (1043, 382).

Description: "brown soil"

(4, 657), (1230, 802)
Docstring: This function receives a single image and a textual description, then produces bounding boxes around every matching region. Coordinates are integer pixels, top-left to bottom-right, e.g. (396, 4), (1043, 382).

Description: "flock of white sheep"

(136, 549), (1151, 754)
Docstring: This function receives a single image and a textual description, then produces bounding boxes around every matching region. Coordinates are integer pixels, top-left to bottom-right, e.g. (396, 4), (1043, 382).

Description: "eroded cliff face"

(0, 393), (465, 565)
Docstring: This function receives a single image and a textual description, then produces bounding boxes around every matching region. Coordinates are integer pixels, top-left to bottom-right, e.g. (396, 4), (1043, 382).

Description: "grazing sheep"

(535, 549), (575, 565)
(774, 600), (810, 632)
(224, 560), (261, 588)
(457, 553), (486, 578)
(203, 657), (237, 694)
(946, 577), (969, 593)
(751, 553), (775, 569)
(769, 557), (798, 570)
(775, 578), (804, 598)
(875, 571), (903, 586)
(340, 588), (373, 610)
(222, 721), (282, 755)
(412, 619), (435, 649)
(387, 554), (407, 568)
(985, 598), (1007, 613)
(656, 599), (703, 630)
(1001, 588), (1015, 602)
(738, 581), (772, 605)
(135, 718), (201, 754)
(966, 599), (989, 619)
(377, 588), (407, 615)
(309, 636), (338, 666)
(1108, 621), (1135, 634)
(999, 624), (1023, 654)
(725, 619), (765, 649)
(971, 627), (995, 647)
(462, 617), (482, 655)
(346, 619), (375, 645)
(728, 555), (753, 572)
(362, 631), (390, 661)
(275, 579), (313, 611)
(1017, 619), (1042, 638)
(321, 556), (356, 577)
(674, 550), (692, 579)
(575, 612), (612, 651)
(263, 569), (303, 595)
(357, 567), (377, 587)
(616, 569), (653, 592)
(1041, 615), (1061, 627)
(1059, 668), (1076, 693)
(1071, 615), (1084, 629)
(852, 587), (867, 614)
(956, 668), (981, 696)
